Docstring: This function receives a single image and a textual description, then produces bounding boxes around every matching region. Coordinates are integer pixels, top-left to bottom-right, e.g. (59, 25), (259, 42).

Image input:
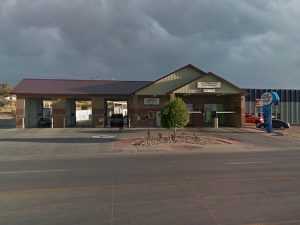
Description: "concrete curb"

(114, 136), (238, 149)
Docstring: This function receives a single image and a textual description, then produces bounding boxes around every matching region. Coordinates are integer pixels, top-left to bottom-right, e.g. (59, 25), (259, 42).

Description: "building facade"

(11, 64), (245, 128)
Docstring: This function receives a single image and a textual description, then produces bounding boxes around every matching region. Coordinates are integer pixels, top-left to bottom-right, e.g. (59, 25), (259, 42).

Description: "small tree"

(0, 83), (14, 97)
(160, 97), (189, 138)
(0, 82), (14, 107)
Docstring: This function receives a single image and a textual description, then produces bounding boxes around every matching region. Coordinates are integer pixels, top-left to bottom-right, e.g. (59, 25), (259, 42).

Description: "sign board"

(261, 92), (273, 106)
(261, 92), (280, 134)
(197, 82), (221, 89)
(203, 89), (216, 93)
(144, 98), (160, 105)
(255, 99), (263, 107)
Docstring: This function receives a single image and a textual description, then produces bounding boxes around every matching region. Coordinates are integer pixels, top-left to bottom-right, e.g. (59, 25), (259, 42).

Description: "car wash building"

(11, 64), (246, 128)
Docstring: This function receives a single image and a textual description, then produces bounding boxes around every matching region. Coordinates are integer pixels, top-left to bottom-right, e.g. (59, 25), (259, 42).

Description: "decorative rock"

(132, 135), (221, 146)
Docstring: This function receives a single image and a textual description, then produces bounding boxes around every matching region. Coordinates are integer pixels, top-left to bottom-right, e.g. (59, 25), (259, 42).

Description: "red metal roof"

(11, 79), (152, 95)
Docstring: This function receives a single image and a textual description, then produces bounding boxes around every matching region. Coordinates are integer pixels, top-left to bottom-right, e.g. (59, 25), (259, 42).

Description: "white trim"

(216, 111), (236, 114)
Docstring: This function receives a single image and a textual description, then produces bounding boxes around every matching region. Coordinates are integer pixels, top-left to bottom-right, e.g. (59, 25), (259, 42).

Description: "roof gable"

(173, 72), (245, 95)
(134, 64), (206, 95)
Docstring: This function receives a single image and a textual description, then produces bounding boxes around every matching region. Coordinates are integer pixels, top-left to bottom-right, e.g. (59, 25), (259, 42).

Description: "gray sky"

(0, 0), (300, 88)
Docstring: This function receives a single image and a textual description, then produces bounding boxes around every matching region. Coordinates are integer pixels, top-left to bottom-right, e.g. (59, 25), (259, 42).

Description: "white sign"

(197, 82), (221, 89)
(144, 98), (160, 105)
(261, 92), (273, 106)
(203, 89), (216, 93)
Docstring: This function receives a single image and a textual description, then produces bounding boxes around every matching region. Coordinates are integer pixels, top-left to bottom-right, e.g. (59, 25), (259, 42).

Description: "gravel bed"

(133, 135), (221, 146)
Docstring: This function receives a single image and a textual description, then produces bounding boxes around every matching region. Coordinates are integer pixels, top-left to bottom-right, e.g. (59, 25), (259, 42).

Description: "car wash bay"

(21, 96), (129, 128)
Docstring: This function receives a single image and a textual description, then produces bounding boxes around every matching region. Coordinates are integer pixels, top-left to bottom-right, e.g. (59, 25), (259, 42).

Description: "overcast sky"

(0, 0), (300, 88)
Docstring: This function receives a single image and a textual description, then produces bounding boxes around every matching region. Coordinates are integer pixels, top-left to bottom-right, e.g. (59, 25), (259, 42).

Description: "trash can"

(213, 117), (218, 128)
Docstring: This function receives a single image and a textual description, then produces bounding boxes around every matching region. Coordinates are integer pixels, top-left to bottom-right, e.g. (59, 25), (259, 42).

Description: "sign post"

(261, 92), (280, 133)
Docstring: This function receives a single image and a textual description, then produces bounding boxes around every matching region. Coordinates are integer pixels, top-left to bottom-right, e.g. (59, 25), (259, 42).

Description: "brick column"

(92, 97), (105, 128)
(228, 94), (245, 127)
(52, 97), (66, 128)
(128, 95), (139, 127)
(15, 96), (25, 128)
(240, 95), (245, 127)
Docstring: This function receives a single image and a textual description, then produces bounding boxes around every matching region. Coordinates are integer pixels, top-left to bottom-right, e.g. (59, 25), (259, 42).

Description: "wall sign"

(197, 82), (221, 89)
(203, 89), (216, 93)
(144, 98), (160, 105)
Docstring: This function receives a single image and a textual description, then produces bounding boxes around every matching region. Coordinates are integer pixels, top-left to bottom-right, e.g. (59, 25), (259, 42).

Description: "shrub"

(160, 97), (189, 138)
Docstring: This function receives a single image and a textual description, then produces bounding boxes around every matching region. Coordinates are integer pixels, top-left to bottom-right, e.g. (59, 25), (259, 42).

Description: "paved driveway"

(0, 127), (299, 160)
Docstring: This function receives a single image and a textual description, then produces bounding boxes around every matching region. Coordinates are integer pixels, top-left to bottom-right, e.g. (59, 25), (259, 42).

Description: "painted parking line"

(0, 169), (68, 174)
(92, 135), (115, 138)
(0, 185), (107, 196)
(226, 161), (272, 165)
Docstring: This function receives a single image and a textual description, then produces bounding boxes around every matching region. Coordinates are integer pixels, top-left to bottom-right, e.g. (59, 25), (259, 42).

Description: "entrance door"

(156, 111), (161, 127)
(185, 104), (194, 127)
(203, 104), (225, 127)
(65, 98), (76, 127)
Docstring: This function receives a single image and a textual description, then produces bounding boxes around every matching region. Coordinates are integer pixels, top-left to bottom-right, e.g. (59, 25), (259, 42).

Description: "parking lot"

(1, 119), (300, 224)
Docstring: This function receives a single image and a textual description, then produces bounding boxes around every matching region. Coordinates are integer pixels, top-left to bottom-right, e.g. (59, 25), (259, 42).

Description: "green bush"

(160, 97), (189, 138)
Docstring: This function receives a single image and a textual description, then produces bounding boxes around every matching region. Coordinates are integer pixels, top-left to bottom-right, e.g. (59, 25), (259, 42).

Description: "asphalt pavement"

(1, 150), (300, 225)
(1, 127), (300, 224)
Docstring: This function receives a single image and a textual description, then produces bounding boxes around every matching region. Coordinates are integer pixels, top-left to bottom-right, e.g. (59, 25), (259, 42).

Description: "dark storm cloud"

(0, 0), (300, 88)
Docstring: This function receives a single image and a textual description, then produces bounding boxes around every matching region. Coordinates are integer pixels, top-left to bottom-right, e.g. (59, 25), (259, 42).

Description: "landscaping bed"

(132, 135), (223, 146)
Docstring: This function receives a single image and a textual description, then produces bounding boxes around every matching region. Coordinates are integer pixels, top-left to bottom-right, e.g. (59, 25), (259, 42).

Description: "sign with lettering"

(144, 98), (160, 105)
(203, 89), (216, 93)
(261, 92), (280, 106)
(261, 92), (273, 106)
(261, 92), (280, 133)
(197, 82), (221, 89)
